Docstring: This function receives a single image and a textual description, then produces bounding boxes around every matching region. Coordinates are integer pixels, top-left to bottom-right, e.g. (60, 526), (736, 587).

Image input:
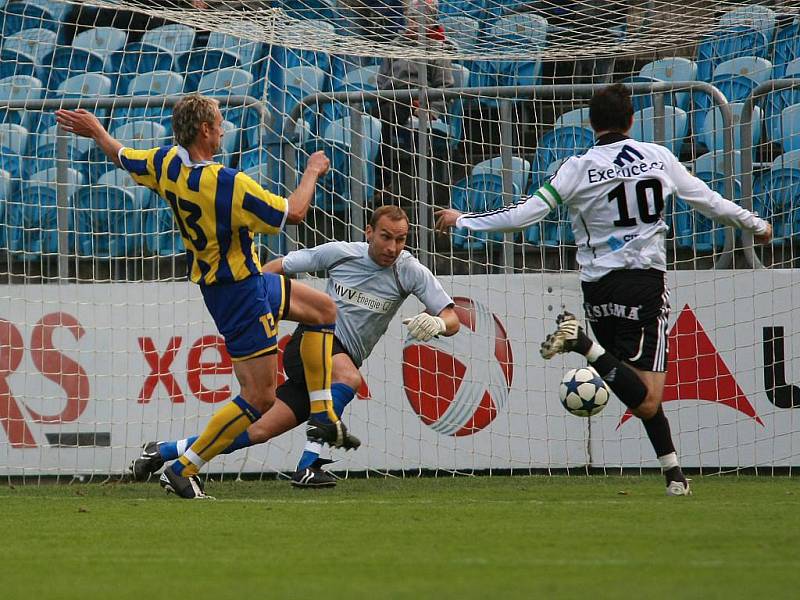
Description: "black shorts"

(581, 269), (670, 373)
(281, 325), (353, 386)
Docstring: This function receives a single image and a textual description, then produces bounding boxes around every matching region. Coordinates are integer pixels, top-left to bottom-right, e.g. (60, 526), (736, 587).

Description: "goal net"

(0, 0), (798, 479)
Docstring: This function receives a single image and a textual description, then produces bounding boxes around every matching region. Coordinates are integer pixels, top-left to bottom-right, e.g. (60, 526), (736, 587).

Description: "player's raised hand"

(54, 108), (105, 139)
(403, 312), (446, 342)
(306, 151), (330, 177)
(434, 208), (462, 233)
(754, 222), (773, 245)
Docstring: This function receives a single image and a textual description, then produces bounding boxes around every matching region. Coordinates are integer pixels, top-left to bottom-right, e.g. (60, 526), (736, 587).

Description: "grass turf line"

(1, 476), (798, 600)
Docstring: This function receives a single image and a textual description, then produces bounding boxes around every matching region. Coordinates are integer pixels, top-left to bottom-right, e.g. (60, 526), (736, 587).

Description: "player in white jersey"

(435, 84), (773, 496)
(131, 206), (460, 487)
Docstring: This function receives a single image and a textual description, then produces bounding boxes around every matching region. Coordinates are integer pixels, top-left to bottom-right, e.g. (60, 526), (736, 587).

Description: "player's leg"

(294, 352), (361, 486)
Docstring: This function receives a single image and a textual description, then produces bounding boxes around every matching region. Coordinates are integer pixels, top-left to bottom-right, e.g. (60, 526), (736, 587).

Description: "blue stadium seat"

(197, 67), (257, 149)
(34, 73), (113, 133)
(178, 48), (241, 92)
(439, 0), (488, 20)
(771, 148), (800, 171)
(640, 57), (697, 111)
(450, 174), (516, 249)
(107, 42), (176, 94)
(2, 28), (57, 63)
(699, 103), (762, 156)
(471, 155), (531, 196)
(619, 75), (662, 112)
(300, 114), (382, 212)
(8, 166), (83, 257)
(753, 161), (800, 246)
(711, 56), (772, 102)
(27, 125), (91, 179)
(39, 47), (106, 92)
(693, 150), (744, 180)
(96, 168), (152, 211)
(1, 1), (59, 38)
(0, 44), (36, 79)
(780, 104), (800, 152)
(554, 107), (591, 129)
(695, 26), (770, 83)
(631, 106), (688, 157)
(531, 125), (594, 188)
(0, 74), (44, 131)
(719, 5), (776, 41)
(270, 64), (327, 139)
(0, 122), (27, 180)
(785, 59), (800, 78)
(74, 185), (142, 258)
(206, 32), (263, 70)
(772, 21), (800, 79)
(111, 71), (183, 134)
(72, 27), (128, 62)
(440, 15), (480, 51)
(20, 0), (70, 20)
(140, 24), (195, 55)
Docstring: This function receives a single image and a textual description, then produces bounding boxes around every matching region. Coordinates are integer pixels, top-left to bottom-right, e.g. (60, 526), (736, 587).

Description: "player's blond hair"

(370, 205), (409, 229)
(172, 94), (219, 147)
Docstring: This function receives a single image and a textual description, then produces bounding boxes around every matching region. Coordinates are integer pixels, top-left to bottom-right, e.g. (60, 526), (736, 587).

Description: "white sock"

(586, 342), (605, 363)
(658, 452), (679, 472)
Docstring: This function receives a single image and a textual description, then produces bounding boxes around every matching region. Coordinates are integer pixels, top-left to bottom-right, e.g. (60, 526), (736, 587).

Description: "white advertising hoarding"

(0, 270), (798, 475)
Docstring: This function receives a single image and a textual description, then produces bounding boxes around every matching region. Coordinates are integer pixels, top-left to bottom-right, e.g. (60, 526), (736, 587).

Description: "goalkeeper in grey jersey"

(131, 205), (460, 487)
(436, 84), (773, 497)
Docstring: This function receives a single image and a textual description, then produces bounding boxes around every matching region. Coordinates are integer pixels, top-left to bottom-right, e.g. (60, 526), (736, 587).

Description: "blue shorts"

(200, 273), (291, 361)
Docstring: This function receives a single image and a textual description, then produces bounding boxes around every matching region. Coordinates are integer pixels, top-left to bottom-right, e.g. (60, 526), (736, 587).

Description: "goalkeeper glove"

(403, 313), (446, 342)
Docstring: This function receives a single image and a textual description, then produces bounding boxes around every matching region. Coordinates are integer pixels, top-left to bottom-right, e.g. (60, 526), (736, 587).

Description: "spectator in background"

(338, 0), (406, 41)
(372, 0), (455, 198)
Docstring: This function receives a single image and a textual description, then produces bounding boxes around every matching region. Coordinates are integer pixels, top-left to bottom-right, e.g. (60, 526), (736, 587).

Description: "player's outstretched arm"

(55, 108), (122, 167)
(286, 150), (330, 224)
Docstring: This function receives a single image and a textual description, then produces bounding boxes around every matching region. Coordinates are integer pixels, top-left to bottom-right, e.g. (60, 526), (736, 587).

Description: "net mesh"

(0, 0), (799, 479)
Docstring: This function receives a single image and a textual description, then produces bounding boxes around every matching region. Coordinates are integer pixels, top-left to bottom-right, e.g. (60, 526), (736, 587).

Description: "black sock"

(588, 352), (647, 410)
(642, 405), (676, 458)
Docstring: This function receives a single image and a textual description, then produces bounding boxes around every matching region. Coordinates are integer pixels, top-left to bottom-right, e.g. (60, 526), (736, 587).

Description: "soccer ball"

(559, 366), (610, 417)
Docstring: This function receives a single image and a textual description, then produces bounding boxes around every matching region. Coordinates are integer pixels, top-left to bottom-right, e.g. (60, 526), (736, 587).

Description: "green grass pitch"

(1, 475), (798, 599)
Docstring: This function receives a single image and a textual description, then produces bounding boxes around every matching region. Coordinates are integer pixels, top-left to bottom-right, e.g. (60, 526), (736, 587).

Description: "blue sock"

(159, 431), (252, 462)
(297, 383), (355, 471)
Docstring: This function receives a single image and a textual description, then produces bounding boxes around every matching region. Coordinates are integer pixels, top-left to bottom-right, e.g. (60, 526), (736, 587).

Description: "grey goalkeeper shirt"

(282, 241), (454, 366)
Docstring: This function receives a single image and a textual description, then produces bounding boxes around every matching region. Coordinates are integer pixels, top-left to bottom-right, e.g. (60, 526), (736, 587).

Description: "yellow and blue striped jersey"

(119, 145), (287, 285)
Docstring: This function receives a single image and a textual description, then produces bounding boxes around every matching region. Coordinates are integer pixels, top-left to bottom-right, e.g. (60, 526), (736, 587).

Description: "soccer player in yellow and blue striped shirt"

(56, 95), (358, 499)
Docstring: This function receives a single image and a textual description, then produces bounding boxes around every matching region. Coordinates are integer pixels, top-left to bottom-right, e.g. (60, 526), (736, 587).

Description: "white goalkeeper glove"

(403, 313), (446, 342)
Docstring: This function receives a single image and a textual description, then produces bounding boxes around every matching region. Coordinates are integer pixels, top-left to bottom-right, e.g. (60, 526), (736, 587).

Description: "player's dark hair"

(589, 84), (634, 133)
(369, 205), (409, 229)
(172, 94), (219, 147)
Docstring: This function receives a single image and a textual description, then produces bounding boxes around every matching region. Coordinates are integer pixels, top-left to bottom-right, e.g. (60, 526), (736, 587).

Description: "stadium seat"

(785, 59), (800, 78)
(450, 173), (518, 249)
(177, 48), (241, 92)
(640, 57), (697, 111)
(27, 125), (92, 179)
(440, 15), (480, 52)
(0, 122), (27, 180)
(554, 107), (591, 130)
(0, 1), (59, 38)
(34, 73), (113, 133)
(772, 21), (800, 79)
(695, 26), (769, 83)
(107, 42), (176, 94)
(19, 0), (70, 20)
(619, 75), (662, 112)
(8, 166), (83, 257)
(711, 56), (772, 103)
(0, 74), (44, 131)
(270, 64), (327, 139)
(96, 168), (152, 210)
(140, 24), (195, 55)
(631, 106), (688, 158)
(471, 155), (531, 196)
(0, 43), (36, 79)
(197, 67), (257, 149)
(112, 71), (184, 134)
(206, 32), (263, 70)
(74, 185), (142, 258)
(300, 114), (382, 212)
(693, 150), (744, 181)
(753, 161), (800, 245)
(439, 0), (488, 20)
(72, 27), (128, 62)
(39, 47), (106, 92)
(780, 104), (800, 152)
(531, 125), (595, 188)
(771, 148), (800, 171)
(699, 103), (762, 156)
(719, 5), (776, 41)
(1, 27), (57, 63)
